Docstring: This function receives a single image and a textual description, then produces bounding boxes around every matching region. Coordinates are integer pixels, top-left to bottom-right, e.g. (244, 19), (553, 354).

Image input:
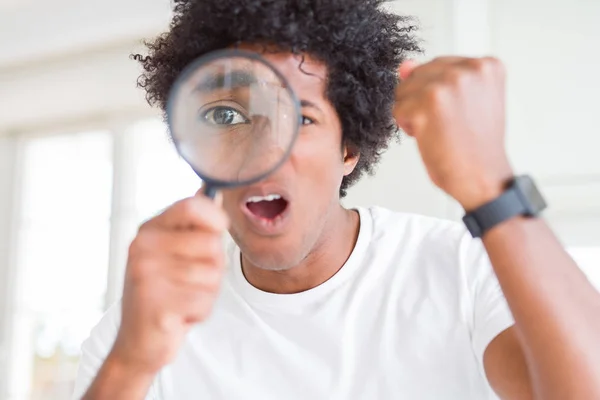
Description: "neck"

(241, 205), (360, 294)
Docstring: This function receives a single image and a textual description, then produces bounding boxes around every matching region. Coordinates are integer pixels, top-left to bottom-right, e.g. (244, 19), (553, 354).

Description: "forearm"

(482, 216), (600, 399)
(81, 352), (156, 400)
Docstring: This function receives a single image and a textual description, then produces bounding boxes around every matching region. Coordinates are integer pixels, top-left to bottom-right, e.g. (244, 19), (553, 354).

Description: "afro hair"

(133, 0), (422, 196)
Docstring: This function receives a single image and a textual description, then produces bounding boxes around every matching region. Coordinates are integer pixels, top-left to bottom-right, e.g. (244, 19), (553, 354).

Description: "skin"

(223, 45), (361, 294)
(83, 53), (600, 399)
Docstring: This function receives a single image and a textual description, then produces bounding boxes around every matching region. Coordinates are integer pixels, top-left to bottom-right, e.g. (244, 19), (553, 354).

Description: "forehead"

(236, 44), (328, 99)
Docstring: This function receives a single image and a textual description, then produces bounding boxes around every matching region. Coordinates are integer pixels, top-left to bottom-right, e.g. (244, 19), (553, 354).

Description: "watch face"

(515, 175), (547, 215)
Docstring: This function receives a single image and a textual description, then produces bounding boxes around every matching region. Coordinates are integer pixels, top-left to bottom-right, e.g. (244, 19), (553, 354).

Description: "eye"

(302, 116), (315, 125)
(202, 106), (249, 126)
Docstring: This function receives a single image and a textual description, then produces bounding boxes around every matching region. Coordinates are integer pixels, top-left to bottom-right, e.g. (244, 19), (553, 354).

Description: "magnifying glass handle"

(203, 184), (218, 200)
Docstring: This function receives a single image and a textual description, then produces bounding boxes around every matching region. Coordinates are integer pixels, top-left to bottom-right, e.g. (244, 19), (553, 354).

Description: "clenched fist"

(109, 192), (229, 375)
(394, 57), (515, 211)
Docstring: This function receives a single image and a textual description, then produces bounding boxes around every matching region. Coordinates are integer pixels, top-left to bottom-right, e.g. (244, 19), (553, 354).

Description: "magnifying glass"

(167, 49), (302, 199)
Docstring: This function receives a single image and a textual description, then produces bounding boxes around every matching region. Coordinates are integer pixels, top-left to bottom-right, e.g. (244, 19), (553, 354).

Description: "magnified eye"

(302, 116), (314, 125)
(202, 106), (250, 126)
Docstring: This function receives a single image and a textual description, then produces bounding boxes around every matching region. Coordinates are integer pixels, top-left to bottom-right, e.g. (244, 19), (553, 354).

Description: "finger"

(399, 59), (420, 80)
(183, 294), (216, 324)
(398, 56), (468, 84)
(393, 96), (430, 137)
(195, 186), (224, 206)
(163, 284), (218, 323)
(168, 259), (224, 289)
(136, 229), (224, 261)
(158, 293), (214, 327)
(396, 58), (464, 102)
(399, 57), (465, 81)
(396, 67), (444, 105)
(144, 196), (229, 232)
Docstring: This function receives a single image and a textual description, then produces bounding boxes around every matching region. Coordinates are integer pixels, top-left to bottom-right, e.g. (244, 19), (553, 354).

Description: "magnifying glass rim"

(166, 48), (303, 189)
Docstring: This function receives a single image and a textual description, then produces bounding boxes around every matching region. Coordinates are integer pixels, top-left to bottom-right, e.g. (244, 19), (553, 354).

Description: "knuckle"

(445, 68), (467, 86)
(129, 230), (161, 257)
(425, 85), (450, 104)
(465, 58), (485, 72)
(138, 218), (155, 233)
(485, 56), (506, 75)
(483, 56), (502, 66)
(468, 57), (503, 76)
(127, 261), (146, 285)
(128, 237), (142, 257)
(128, 256), (158, 283)
(401, 110), (427, 134)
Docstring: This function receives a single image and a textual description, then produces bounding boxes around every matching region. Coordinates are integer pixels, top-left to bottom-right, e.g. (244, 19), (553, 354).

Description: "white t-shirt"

(73, 207), (514, 400)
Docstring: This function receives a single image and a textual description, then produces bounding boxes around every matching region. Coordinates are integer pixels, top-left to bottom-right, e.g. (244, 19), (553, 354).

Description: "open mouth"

(245, 194), (289, 220)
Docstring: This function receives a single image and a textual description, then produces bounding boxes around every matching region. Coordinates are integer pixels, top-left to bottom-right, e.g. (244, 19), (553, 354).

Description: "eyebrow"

(194, 70), (258, 93)
(300, 100), (322, 112)
(194, 70), (294, 93)
(193, 72), (322, 113)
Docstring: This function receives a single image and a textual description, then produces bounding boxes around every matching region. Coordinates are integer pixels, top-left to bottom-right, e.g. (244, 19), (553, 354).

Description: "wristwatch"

(462, 175), (547, 238)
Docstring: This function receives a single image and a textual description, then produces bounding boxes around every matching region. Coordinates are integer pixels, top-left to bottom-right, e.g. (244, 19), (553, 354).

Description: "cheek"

(222, 190), (240, 216)
(291, 128), (346, 191)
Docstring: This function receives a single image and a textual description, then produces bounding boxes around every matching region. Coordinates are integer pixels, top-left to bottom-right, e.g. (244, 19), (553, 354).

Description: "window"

(7, 119), (199, 400)
(9, 131), (113, 400)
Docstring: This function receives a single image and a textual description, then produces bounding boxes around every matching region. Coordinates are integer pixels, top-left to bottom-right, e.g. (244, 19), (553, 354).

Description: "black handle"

(203, 184), (217, 200)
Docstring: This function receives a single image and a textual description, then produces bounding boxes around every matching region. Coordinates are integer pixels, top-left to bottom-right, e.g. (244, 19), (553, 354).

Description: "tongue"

(247, 198), (287, 219)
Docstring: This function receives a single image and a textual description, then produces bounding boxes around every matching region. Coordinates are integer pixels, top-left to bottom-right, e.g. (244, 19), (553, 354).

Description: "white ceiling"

(0, 0), (34, 11)
(0, 0), (172, 68)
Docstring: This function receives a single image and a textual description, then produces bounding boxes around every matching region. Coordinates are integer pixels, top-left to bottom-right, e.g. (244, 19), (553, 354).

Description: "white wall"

(493, 0), (600, 178)
(491, 0), (600, 246)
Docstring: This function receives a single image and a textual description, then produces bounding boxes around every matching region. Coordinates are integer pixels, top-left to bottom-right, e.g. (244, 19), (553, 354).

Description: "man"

(74, 0), (600, 399)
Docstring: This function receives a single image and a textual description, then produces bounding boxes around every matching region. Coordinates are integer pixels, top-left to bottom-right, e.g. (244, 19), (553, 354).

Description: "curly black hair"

(133, 0), (421, 197)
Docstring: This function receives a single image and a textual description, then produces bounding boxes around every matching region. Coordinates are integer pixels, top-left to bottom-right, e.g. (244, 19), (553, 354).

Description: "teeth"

(247, 194), (282, 203)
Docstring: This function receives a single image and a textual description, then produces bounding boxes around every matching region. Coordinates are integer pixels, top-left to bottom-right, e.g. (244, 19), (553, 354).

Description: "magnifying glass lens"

(169, 53), (299, 187)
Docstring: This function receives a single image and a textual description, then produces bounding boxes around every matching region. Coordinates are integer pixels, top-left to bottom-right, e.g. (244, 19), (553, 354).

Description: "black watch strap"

(462, 189), (527, 238)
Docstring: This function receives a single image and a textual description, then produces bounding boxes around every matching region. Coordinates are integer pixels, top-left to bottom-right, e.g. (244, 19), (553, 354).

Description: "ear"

(342, 144), (360, 177)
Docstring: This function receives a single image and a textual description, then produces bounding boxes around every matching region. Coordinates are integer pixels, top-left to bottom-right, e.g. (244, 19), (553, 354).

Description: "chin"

(232, 230), (306, 271)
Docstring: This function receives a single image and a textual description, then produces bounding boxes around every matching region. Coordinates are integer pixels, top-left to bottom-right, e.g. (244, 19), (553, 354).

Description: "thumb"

(399, 60), (420, 81)
(195, 186), (224, 206)
(214, 191), (224, 207)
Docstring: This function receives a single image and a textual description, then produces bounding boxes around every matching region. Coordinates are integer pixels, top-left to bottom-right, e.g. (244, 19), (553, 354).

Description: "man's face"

(221, 47), (359, 271)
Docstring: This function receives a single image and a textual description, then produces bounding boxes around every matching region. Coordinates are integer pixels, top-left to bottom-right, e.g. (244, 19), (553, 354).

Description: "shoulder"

(82, 300), (122, 354)
(365, 206), (469, 251)
(362, 206), (488, 277)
